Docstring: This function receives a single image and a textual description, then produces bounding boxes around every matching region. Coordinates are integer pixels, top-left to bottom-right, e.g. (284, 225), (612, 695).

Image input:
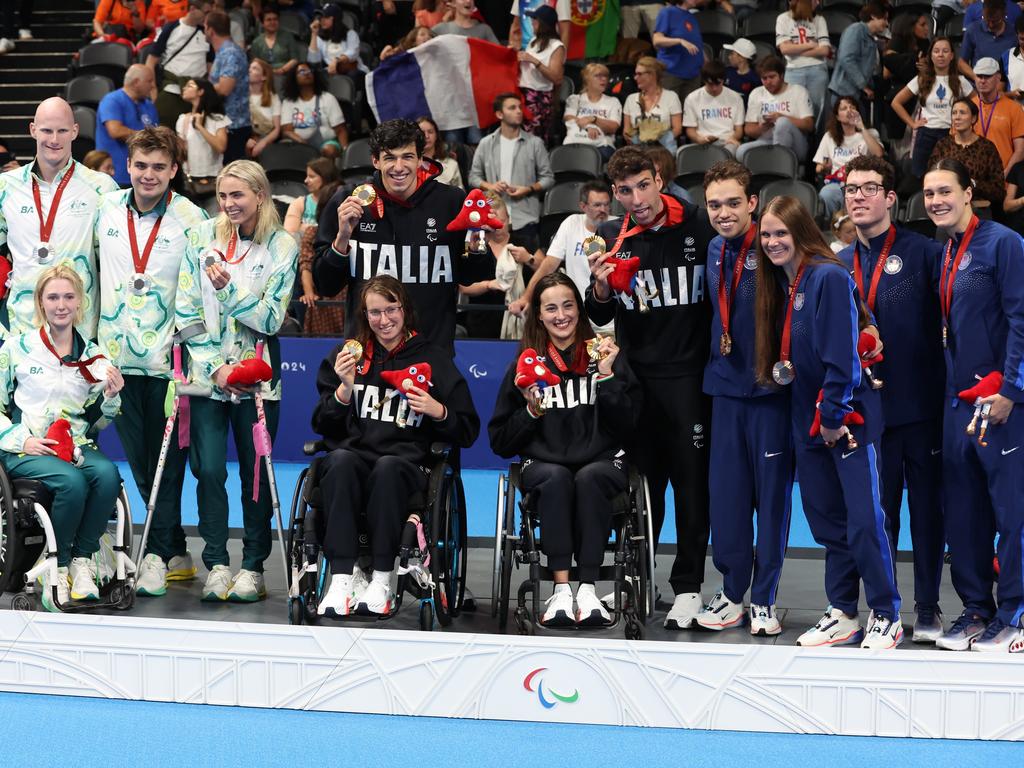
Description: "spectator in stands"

(928, 96), (1006, 207)
(308, 3), (367, 76)
(723, 38), (760, 106)
(1001, 155), (1024, 227)
(251, 4), (305, 78)
(508, 180), (614, 325)
(0, 1), (32, 53)
(646, 143), (691, 203)
(379, 24), (434, 60)
(776, 0), (831, 133)
(621, 0), (668, 41)
(563, 62), (622, 161)
(417, 116), (464, 187)
(414, 0), (451, 28)
(965, 0), (1022, 26)
(280, 63), (349, 157)
(961, 0), (1016, 75)
(146, 0), (212, 130)
(469, 93), (555, 253)
(1002, 15), (1024, 95)
(517, 5), (566, 144)
(247, 58), (282, 158)
(652, 0), (705, 103)
(433, 0), (500, 43)
(376, 0), (417, 48)
(737, 56), (814, 164)
(622, 57), (683, 151)
(292, 159), (346, 335)
(83, 150), (116, 177)
(93, 0), (149, 42)
(205, 9), (251, 163)
(0, 142), (16, 172)
(176, 78), (231, 198)
(510, 0), (571, 50)
(828, 208), (856, 254)
(286, 156), (340, 235)
(828, 2), (890, 116)
(891, 36), (974, 178)
(96, 64), (160, 187)
(814, 96), (884, 219)
(147, 0), (190, 28)
(684, 60), (745, 156)
(933, 0), (966, 33)
(882, 13), (931, 99)
(971, 57), (1024, 174)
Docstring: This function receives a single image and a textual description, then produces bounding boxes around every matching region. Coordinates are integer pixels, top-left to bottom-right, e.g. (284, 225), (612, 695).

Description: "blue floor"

(0, 691), (1015, 767)
(120, 462), (916, 551)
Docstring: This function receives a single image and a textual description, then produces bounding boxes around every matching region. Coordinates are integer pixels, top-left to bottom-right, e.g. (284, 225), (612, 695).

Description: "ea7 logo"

(360, 222), (376, 233)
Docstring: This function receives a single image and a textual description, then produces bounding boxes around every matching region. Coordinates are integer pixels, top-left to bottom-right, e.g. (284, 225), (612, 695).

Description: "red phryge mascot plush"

(515, 348), (560, 413)
(226, 358), (273, 388)
(858, 331), (884, 390)
(809, 389), (864, 450)
(958, 371), (1003, 446)
(446, 189), (504, 232)
(379, 363), (433, 428)
(605, 254), (658, 313)
(45, 419), (77, 464)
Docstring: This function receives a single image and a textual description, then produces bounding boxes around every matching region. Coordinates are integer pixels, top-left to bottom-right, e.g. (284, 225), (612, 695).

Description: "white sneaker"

(69, 556), (99, 601)
(971, 618), (1024, 652)
(542, 583), (574, 626)
(202, 564), (233, 601)
(136, 553), (168, 596)
(40, 566), (70, 612)
(0, 39), (13, 54)
(359, 570), (396, 615)
(228, 569), (267, 602)
(696, 590), (745, 630)
(861, 611), (904, 649)
(664, 592), (703, 630)
(166, 553), (197, 581)
(352, 565), (370, 602)
(318, 572), (355, 616)
(911, 605), (944, 644)
(575, 583), (610, 626)
(796, 606), (863, 647)
(749, 603), (783, 636)
(18, 29), (32, 40)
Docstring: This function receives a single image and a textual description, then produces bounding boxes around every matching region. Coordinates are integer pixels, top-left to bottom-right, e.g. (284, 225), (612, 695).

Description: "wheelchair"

(0, 465), (136, 613)
(492, 460), (657, 639)
(286, 440), (468, 631)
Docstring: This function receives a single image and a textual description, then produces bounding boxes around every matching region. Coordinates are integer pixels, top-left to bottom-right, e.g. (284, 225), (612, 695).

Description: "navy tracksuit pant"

(708, 393), (793, 606)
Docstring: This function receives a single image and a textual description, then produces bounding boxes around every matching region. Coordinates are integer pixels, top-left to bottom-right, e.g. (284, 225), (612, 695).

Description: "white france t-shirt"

(745, 82), (813, 137)
(683, 87), (745, 141)
(813, 129), (881, 171)
(906, 75), (974, 129)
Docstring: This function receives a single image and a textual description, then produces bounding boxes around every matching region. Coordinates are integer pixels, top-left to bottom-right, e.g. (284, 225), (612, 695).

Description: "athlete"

(837, 154), (947, 643)
(696, 160), (793, 636)
(585, 145), (717, 631)
(0, 265), (124, 611)
(923, 158), (1024, 652)
(0, 97), (118, 337)
(490, 272), (641, 627)
(313, 276), (479, 617)
(176, 160), (299, 603)
(95, 126), (208, 597)
(753, 195), (903, 650)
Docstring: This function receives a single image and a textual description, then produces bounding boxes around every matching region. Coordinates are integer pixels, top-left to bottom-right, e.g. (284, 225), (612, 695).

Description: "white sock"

(577, 583), (596, 597)
(371, 570), (391, 585)
(553, 582), (571, 596)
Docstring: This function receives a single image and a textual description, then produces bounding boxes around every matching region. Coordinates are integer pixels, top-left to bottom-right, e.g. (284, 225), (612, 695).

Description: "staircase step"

(0, 102), (39, 118)
(0, 38), (83, 54)
(0, 68), (70, 84)
(2, 51), (75, 68)
(0, 116), (41, 136)
(26, 22), (92, 40)
(0, 84), (66, 101)
(0, 135), (36, 158)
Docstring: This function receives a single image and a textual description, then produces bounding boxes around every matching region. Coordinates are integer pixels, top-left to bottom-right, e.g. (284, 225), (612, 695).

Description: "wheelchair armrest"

(430, 442), (452, 458)
(304, 439), (327, 456)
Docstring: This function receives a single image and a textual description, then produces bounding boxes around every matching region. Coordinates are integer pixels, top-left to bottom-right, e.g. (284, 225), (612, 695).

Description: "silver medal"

(128, 273), (152, 295)
(203, 251), (222, 269)
(772, 360), (796, 386)
(36, 242), (53, 263)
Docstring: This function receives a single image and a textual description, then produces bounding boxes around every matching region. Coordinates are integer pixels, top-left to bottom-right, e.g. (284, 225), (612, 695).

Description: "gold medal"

(342, 339), (363, 361)
(582, 235), (606, 258)
(586, 337), (608, 361)
(352, 184), (377, 207)
(720, 332), (732, 357)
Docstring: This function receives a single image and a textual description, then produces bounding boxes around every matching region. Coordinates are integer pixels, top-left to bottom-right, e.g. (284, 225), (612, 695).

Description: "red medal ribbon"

(222, 229), (256, 265)
(940, 214), (979, 332)
(355, 331), (417, 376)
(717, 224), (757, 342)
(126, 189), (171, 276)
(607, 194), (684, 256)
(852, 224), (897, 314)
(545, 341), (588, 375)
(31, 163), (75, 244)
(38, 327), (104, 384)
(779, 262), (808, 365)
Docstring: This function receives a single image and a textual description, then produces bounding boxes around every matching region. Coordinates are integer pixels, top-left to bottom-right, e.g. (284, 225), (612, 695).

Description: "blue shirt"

(965, 1), (1021, 27)
(838, 226), (945, 427)
(95, 89), (158, 186)
(725, 67), (761, 106)
(654, 5), (704, 80)
(961, 16), (1017, 65)
(210, 40), (250, 129)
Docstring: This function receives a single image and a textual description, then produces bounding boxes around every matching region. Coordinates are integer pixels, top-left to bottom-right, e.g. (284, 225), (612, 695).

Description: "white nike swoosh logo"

(764, 451), (782, 458)
(1002, 447), (1019, 456)
(930, 449), (941, 455)
(842, 451), (857, 459)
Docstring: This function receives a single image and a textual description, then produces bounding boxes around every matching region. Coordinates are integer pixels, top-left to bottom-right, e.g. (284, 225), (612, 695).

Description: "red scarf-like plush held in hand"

(958, 371), (1003, 403)
(45, 419), (75, 463)
(857, 331), (883, 365)
(226, 358), (273, 387)
(809, 389), (865, 438)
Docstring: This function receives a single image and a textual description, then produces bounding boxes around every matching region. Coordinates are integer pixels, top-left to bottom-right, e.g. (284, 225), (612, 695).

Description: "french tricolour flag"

(366, 36), (523, 132)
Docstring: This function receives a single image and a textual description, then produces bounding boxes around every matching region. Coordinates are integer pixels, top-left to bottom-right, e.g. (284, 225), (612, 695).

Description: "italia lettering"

(350, 239), (454, 284)
(617, 265), (706, 310)
(541, 376), (595, 410)
(353, 384), (425, 427)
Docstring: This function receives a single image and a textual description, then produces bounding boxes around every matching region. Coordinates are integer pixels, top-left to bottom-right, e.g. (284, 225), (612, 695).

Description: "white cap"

(723, 38), (756, 60)
(974, 57), (1000, 76)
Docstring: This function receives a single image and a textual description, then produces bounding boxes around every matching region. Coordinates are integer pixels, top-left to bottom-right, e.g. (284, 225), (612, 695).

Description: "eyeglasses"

(296, 67), (313, 75)
(634, 70), (651, 77)
(843, 182), (884, 197)
(367, 305), (403, 320)
(705, 77), (723, 84)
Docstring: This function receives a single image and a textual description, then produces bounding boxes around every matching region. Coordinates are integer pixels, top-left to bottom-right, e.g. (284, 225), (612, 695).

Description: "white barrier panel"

(0, 611), (1022, 740)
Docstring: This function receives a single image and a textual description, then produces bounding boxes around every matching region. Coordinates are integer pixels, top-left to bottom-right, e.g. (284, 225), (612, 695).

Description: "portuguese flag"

(566, 0), (620, 59)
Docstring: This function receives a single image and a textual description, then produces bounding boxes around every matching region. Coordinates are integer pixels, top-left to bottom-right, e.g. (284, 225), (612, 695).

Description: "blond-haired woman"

(622, 57), (683, 151)
(0, 264), (124, 611)
(176, 160), (299, 603)
(563, 62), (622, 160)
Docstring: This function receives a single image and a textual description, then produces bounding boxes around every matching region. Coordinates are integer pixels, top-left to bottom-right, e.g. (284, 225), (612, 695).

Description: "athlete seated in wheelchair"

(305, 276), (479, 619)
(0, 265), (133, 612)
(488, 273), (650, 632)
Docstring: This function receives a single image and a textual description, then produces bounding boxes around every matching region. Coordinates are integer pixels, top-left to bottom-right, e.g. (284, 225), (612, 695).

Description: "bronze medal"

(720, 332), (732, 357)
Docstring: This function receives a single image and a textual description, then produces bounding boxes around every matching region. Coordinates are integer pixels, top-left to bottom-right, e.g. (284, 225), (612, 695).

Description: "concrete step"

(1, 51), (74, 69)
(0, 101), (40, 118)
(0, 68), (70, 84)
(0, 38), (83, 54)
(0, 83), (65, 102)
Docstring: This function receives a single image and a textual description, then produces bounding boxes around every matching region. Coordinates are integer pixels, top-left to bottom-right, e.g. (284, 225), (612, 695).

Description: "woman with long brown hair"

(488, 273), (640, 627)
(311, 275), (479, 618)
(753, 196), (902, 650)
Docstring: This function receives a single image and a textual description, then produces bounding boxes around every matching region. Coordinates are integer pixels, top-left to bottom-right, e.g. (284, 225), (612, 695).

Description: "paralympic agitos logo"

(523, 667), (579, 709)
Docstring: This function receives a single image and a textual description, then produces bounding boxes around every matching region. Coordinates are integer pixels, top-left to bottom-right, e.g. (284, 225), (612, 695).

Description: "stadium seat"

(76, 43), (133, 82)
(695, 9), (738, 52)
(64, 74), (116, 109)
(539, 180), (584, 245)
(758, 179), (820, 221)
(136, 42), (154, 65)
(821, 9), (857, 47)
(202, 195), (222, 218)
(549, 144), (603, 183)
(819, 0), (862, 14)
(893, 0), (933, 18)
(271, 179), (309, 202)
(71, 105), (97, 162)
(674, 143), (731, 188)
(902, 190), (936, 238)
(742, 144), (798, 193)
(943, 15), (964, 43)
(686, 184), (706, 207)
(278, 11), (307, 39)
(327, 74), (356, 105)
(564, 60), (586, 93)
(341, 138), (374, 184)
(740, 10), (778, 44)
(259, 142), (320, 183)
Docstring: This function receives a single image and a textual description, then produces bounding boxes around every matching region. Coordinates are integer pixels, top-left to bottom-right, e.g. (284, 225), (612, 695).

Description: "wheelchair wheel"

(285, 468), (308, 584)
(490, 473), (506, 619)
(11, 593), (33, 612)
(628, 473), (654, 625)
(497, 470), (517, 633)
(419, 599), (434, 631)
(428, 468), (461, 627)
(0, 467), (16, 595)
(288, 597), (303, 626)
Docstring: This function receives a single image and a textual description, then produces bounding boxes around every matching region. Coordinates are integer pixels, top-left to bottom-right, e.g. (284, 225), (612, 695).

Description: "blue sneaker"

(935, 610), (988, 651)
(971, 618), (1024, 652)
